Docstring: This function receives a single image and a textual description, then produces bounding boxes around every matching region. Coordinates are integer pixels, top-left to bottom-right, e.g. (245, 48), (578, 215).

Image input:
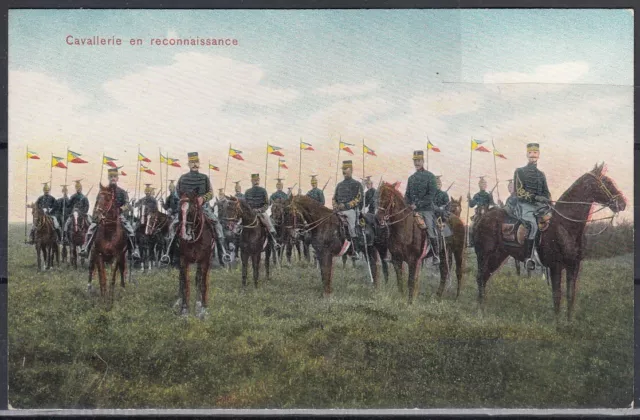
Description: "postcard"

(6, 9), (633, 409)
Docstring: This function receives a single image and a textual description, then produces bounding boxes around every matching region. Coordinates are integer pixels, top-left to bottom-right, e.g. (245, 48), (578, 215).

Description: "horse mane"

(556, 162), (606, 203)
(379, 182), (406, 207)
(292, 195), (332, 218)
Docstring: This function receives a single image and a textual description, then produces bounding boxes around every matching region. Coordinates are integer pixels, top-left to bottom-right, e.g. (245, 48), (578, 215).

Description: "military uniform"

(332, 161), (364, 247)
(79, 170), (141, 259)
(136, 185), (158, 225)
(53, 186), (71, 241)
(270, 179), (289, 203)
(28, 183), (62, 243)
(405, 150), (440, 264)
(234, 181), (244, 199)
(63, 181), (91, 243)
(306, 175), (325, 205)
(244, 174), (279, 247)
(514, 143), (551, 269)
(163, 187), (181, 217)
(161, 153), (230, 264)
(363, 177), (376, 214)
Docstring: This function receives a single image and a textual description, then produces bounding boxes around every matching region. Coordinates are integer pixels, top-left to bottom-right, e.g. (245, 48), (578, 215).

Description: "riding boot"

(129, 235), (141, 260)
(429, 237), (440, 265)
(524, 239), (536, 270)
(160, 226), (177, 264)
(214, 222), (232, 263)
(78, 230), (95, 257)
(56, 228), (63, 244)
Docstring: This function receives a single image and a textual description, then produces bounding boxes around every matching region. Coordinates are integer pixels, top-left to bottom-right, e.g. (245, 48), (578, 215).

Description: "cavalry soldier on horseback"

(514, 142), (551, 270)
(467, 176), (495, 214)
(332, 160), (365, 258)
(161, 152), (230, 264)
(234, 181), (244, 199)
(244, 173), (281, 249)
(162, 180), (180, 217)
(502, 179), (518, 209)
(54, 184), (71, 243)
(405, 151), (440, 265)
(79, 168), (141, 260)
(433, 175), (450, 215)
(63, 180), (90, 244)
(363, 176), (376, 214)
(306, 174), (325, 205)
(136, 184), (158, 216)
(27, 183), (62, 244)
(270, 178), (288, 203)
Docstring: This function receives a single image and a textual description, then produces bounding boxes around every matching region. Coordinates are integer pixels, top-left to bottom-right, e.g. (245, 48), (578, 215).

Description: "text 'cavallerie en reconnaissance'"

(65, 35), (240, 46)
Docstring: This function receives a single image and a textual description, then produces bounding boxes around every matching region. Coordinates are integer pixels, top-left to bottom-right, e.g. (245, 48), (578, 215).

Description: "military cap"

(342, 160), (353, 169)
(527, 143), (540, 152)
(218, 188), (225, 194)
(144, 183), (153, 194)
(413, 150), (424, 160)
(251, 173), (260, 180)
(107, 167), (119, 176)
(42, 182), (51, 192)
(234, 181), (242, 186)
(478, 176), (488, 186)
(310, 174), (318, 183)
(73, 179), (83, 188)
(188, 152), (199, 162)
(61, 185), (69, 193)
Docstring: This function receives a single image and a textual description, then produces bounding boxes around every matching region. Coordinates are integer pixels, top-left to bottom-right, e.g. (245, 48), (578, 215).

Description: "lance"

(360, 181), (374, 285)
(321, 177), (332, 191)
(445, 181), (455, 193)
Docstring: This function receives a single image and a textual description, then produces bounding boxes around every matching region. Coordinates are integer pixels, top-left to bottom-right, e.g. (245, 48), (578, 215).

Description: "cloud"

(484, 61), (590, 85)
(409, 91), (483, 116)
(314, 81), (379, 97)
(167, 29), (179, 38)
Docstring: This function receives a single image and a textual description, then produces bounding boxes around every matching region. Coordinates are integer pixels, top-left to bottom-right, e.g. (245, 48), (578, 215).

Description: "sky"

(8, 9), (634, 223)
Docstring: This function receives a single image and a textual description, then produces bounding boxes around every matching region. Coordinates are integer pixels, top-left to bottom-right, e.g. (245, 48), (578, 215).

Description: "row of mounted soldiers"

(27, 143), (550, 270)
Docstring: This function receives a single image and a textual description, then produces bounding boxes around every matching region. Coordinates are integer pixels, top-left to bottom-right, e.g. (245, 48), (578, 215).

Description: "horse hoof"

(173, 298), (183, 311)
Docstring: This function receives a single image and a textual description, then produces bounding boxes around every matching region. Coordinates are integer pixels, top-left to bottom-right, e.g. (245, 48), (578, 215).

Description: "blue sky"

(7, 9), (634, 222)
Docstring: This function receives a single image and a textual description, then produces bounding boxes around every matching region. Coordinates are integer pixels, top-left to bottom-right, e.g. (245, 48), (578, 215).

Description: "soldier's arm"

(203, 176), (213, 202)
(348, 183), (364, 210)
(120, 190), (131, 212)
(541, 173), (551, 199)
(332, 186), (338, 209)
(469, 194), (477, 208)
(514, 170), (533, 202)
(488, 192), (495, 205)
(404, 178), (413, 205)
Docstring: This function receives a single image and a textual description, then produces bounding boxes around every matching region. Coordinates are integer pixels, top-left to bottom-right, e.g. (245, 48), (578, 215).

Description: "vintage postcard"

(6, 9), (633, 410)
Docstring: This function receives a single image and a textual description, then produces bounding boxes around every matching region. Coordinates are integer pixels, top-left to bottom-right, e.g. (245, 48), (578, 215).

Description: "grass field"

(7, 223), (633, 409)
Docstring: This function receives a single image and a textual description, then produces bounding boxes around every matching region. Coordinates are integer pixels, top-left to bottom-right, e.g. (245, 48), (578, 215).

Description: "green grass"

(7, 224), (633, 409)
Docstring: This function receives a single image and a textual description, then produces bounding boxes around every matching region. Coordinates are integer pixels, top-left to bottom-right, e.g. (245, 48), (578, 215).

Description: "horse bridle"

(180, 196), (205, 242)
(586, 172), (623, 210)
(223, 199), (259, 230)
(376, 188), (413, 226)
(95, 190), (116, 224)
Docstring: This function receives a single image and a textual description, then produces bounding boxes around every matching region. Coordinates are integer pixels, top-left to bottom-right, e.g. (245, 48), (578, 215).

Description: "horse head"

(449, 196), (463, 217)
(94, 183), (118, 223)
(583, 162), (627, 213)
(375, 182), (406, 226)
(270, 198), (286, 226)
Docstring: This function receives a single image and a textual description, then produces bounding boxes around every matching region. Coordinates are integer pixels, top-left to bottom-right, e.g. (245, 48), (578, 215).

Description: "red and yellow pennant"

(267, 144), (284, 157)
(138, 152), (151, 163)
(427, 140), (441, 152)
(67, 150), (88, 164)
(51, 156), (67, 169)
(363, 144), (377, 156)
(339, 141), (354, 155)
(26, 150), (40, 160)
(209, 164), (220, 171)
(278, 159), (288, 169)
(140, 164), (155, 175)
(229, 148), (244, 161)
(103, 155), (118, 167)
(471, 139), (491, 153)
(300, 141), (314, 151)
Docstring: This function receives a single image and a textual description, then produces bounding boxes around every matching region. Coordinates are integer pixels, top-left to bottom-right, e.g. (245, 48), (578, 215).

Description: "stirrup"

(525, 258), (536, 271)
(160, 254), (170, 264)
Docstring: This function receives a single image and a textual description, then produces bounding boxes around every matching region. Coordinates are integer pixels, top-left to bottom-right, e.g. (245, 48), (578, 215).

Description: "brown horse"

(473, 163), (626, 322)
(87, 184), (128, 302)
(285, 195), (371, 297)
(29, 205), (58, 271)
(67, 205), (89, 270)
(137, 200), (169, 271)
(224, 196), (272, 289)
(175, 191), (215, 318)
(271, 198), (302, 265)
(376, 183), (462, 303)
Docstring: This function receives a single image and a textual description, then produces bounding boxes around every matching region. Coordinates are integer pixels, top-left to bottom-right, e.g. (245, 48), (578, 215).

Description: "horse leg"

(391, 255), (404, 295)
(549, 264), (563, 324)
(252, 252), (261, 288)
(265, 240), (271, 281)
(436, 248), (448, 299)
(407, 257), (421, 304)
(119, 252), (126, 289)
(35, 244), (42, 272)
(379, 247), (390, 284)
(320, 252), (334, 298)
(342, 253), (347, 268)
(514, 258), (521, 276)
(453, 241), (464, 299)
(110, 261), (118, 303)
(88, 252), (96, 292)
(369, 246), (379, 289)
(566, 261), (581, 322)
(241, 249), (250, 289)
(475, 250), (508, 314)
(180, 257), (190, 316)
(98, 257), (107, 299)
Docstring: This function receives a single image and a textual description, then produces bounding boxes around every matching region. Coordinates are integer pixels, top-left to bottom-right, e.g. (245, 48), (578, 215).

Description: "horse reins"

(180, 198), (205, 243)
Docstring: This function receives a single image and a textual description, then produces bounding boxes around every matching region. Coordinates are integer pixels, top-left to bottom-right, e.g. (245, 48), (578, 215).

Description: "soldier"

(332, 160), (364, 257)
(433, 175), (450, 216)
(234, 181), (244, 199)
(160, 152), (230, 264)
(363, 176), (376, 214)
(467, 176), (495, 214)
(79, 168), (141, 260)
(136, 184), (158, 222)
(54, 185), (71, 243)
(63, 180), (90, 243)
(270, 178), (288, 203)
(306, 174), (325, 205)
(244, 173), (280, 249)
(405, 151), (440, 265)
(514, 142), (551, 270)
(27, 182), (62, 244)
(162, 180), (180, 217)
(501, 179), (518, 208)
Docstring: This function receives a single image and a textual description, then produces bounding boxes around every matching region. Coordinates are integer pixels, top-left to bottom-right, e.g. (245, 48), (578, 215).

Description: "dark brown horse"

(271, 198), (302, 265)
(376, 183), (462, 303)
(175, 191), (215, 318)
(29, 205), (58, 271)
(137, 201), (169, 271)
(473, 163), (626, 322)
(67, 205), (89, 269)
(87, 184), (128, 302)
(285, 195), (369, 297)
(224, 196), (272, 289)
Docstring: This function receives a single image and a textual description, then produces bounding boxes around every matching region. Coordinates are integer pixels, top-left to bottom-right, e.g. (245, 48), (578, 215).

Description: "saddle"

(414, 212), (451, 238)
(501, 205), (552, 247)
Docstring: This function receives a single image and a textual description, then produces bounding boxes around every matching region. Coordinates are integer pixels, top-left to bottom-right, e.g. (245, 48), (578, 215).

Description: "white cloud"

(314, 81), (379, 97)
(409, 91), (483, 116)
(167, 29), (179, 38)
(484, 61), (589, 85)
